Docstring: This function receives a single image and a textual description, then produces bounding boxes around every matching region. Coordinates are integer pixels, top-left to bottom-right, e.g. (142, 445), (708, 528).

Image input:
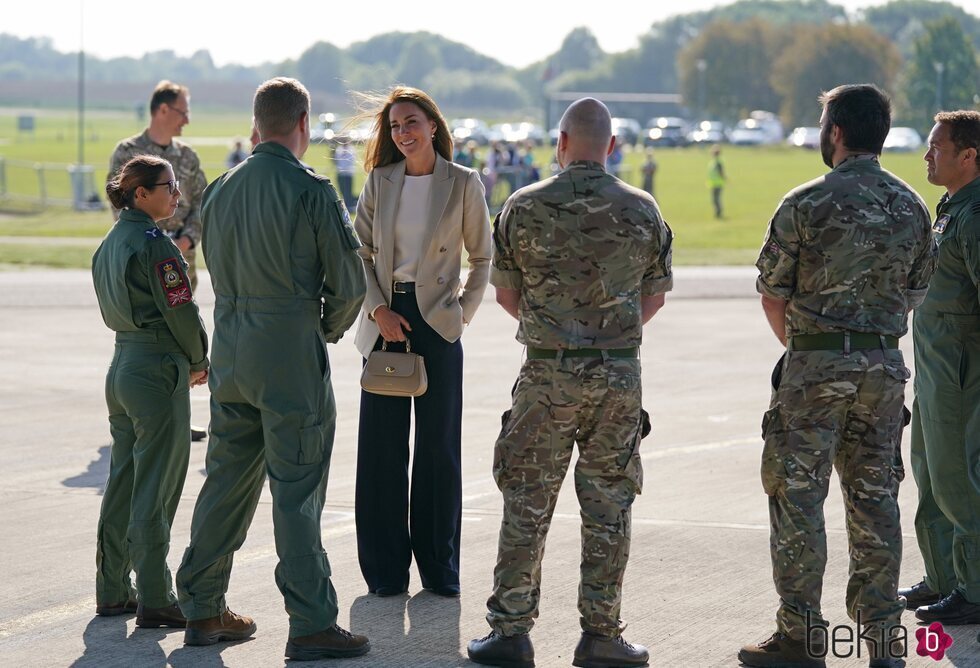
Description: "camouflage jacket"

(491, 160), (673, 348)
(107, 130), (207, 246)
(756, 153), (937, 338)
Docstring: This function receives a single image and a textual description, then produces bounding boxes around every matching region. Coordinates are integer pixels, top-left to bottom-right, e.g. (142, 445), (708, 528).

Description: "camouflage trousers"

(762, 349), (909, 641)
(487, 357), (643, 637)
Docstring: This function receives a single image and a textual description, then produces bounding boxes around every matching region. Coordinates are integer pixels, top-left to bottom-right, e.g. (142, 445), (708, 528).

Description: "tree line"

(0, 0), (977, 129)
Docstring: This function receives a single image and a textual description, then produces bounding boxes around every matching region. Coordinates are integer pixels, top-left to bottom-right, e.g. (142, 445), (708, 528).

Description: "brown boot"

(184, 609), (256, 646)
(285, 624), (371, 661)
(95, 598), (137, 617)
(136, 602), (186, 628)
(738, 632), (826, 668)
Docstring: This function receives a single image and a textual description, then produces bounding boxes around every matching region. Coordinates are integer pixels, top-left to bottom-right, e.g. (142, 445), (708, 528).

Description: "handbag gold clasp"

(385, 366), (395, 373)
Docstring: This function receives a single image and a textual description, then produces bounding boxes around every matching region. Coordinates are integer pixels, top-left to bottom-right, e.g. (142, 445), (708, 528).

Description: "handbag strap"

(381, 337), (412, 353)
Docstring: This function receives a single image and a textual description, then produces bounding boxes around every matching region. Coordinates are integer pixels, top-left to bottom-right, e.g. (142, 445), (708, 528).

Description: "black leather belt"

(787, 331), (899, 352)
(392, 281), (416, 294)
(526, 347), (638, 360)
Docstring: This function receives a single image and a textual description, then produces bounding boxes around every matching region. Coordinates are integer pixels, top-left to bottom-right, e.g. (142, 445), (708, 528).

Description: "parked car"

(611, 117), (642, 146)
(883, 126), (923, 152)
(311, 112), (339, 145)
(687, 120), (727, 145)
(730, 111), (784, 146)
(489, 122), (545, 146)
(643, 117), (690, 147)
(787, 126), (821, 149)
(450, 118), (490, 146)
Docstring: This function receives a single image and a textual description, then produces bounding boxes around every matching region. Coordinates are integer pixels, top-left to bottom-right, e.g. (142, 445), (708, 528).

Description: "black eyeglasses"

(150, 180), (180, 194)
(169, 106), (190, 121)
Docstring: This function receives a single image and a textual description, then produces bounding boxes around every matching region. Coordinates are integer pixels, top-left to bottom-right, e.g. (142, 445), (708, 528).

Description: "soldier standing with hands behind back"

(108, 80), (209, 442)
(899, 111), (980, 626)
(468, 97), (672, 668)
(739, 84), (937, 668)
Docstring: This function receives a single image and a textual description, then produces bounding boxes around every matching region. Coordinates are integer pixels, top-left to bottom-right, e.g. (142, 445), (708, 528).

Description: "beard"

(820, 126), (834, 168)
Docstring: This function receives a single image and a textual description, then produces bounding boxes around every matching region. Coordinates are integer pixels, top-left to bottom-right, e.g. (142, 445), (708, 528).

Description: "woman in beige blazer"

(352, 86), (491, 597)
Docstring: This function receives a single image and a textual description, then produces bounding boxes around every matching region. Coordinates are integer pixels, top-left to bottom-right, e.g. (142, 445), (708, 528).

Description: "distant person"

(334, 143), (357, 209)
(708, 144), (725, 218)
(454, 140), (473, 168)
(642, 148), (658, 198)
(107, 80), (208, 443)
(352, 86), (491, 599)
(739, 84), (937, 668)
(225, 139), (248, 169)
(468, 97), (671, 668)
(93, 155), (209, 629)
(607, 137), (623, 177)
(174, 77), (368, 660)
(899, 110), (980, 627)
(108, 81), (207, 291)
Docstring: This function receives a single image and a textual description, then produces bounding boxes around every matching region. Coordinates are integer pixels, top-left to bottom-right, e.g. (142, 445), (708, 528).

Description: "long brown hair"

(354, 86), (452, 172)
(105, 155), (170, 210)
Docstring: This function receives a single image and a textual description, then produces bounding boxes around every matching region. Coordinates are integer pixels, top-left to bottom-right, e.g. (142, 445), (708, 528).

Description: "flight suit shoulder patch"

(155, 257), (192, 308)
(333, 199), (361, 250)
(145, 228), (164, 239)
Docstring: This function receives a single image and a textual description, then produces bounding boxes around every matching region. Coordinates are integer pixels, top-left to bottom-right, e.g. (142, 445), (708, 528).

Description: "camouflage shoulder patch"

(334, 199), (361, 250)
(145, 227), (163, 239)
(155, 257), (192, 308)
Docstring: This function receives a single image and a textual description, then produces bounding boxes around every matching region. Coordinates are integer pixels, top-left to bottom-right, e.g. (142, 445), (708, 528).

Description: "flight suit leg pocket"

(760, 406), (785, 496)
(297, 422), (324, 466)
(164, 353), (190, 397)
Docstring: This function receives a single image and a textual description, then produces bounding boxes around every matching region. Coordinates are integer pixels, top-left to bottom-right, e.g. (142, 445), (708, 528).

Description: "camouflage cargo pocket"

(492, 409), (513, 482)
(760, 405), (784, 495)
(622, 421), (644, 495)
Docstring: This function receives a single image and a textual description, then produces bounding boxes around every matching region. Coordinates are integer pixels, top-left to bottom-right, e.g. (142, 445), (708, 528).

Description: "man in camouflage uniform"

(108, 80), (207, 290)
(899, 111), (980, 626)
(467, 98), (672, 668)
(739, 84), (937, 668)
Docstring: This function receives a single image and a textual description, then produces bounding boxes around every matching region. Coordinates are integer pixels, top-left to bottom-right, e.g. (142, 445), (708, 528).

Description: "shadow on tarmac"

(72, 614), (172, 667)
(348, 590), (462, 665)
(62, 445), (110, 494)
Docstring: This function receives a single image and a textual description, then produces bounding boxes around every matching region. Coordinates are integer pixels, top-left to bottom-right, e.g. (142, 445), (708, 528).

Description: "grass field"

(0, 107), (945, 268)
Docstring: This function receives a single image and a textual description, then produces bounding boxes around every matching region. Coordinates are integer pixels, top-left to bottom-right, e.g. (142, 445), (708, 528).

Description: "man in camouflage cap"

(739, 84), (938, 668)
(108, 80), (207, 291)
(467, 97), (672, 668)
(899, 110), (980, 626)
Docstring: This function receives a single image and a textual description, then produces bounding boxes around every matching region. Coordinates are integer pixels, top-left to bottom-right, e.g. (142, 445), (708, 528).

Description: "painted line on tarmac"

(459, 435), (760, 505)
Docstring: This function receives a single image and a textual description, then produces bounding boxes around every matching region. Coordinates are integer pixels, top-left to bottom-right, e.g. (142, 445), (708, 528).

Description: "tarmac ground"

(1, 267), (978, 667)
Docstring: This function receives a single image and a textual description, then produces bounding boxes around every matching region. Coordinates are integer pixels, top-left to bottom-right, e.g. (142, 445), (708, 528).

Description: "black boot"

(898, 580), (942, 609)
(573, 632), (649, 667)
(915, 590), (980, 624)
(467, 631), (534, 668)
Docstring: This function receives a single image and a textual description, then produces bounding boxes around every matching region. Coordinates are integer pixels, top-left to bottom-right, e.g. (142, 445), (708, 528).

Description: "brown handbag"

(360, 337), (428, 397)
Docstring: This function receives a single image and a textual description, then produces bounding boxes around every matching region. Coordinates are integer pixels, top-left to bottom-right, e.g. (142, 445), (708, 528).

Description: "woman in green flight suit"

(92, 155), (209, 629)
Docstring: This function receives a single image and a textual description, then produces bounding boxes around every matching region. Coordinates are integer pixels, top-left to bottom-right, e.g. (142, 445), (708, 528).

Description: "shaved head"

(556, 97), (614, 167)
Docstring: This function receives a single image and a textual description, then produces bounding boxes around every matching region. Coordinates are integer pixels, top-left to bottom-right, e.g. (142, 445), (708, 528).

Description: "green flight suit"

(92, 208), (209, 609)
(175, 142), (365, 638)
(911, 175), (980, 601)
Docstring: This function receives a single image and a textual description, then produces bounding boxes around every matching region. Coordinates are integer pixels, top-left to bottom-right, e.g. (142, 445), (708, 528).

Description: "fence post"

(36, 163), (47, 207)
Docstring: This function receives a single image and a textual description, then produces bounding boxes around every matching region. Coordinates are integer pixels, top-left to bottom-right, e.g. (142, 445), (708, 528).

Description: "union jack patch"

(155, 257), (191, 308)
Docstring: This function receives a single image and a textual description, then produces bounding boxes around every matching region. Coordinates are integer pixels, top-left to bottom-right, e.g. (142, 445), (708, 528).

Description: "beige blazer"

(353, 154), (492, 357)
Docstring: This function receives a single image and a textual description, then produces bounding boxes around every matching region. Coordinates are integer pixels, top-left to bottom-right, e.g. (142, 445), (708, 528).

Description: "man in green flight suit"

(899, 110), (980, 626)
(174, 77), (369, 661)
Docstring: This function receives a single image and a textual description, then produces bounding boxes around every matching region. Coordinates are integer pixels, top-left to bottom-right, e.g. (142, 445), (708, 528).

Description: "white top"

(391, 174), (432, 282)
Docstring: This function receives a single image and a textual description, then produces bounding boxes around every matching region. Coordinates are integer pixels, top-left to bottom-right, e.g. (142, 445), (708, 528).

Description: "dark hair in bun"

(106, 155), (170, 210)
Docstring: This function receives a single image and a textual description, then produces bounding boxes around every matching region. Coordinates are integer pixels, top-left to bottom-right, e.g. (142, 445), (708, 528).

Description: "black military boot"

(573, 632), (649, 667)
(136, 602), (186, 628)
(467, 631), (535, 667)
(738, 632), (826, 668)
(915, 590), (980, 624)
(898, 580), (942, 609)
(864, 626), (906, 668)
